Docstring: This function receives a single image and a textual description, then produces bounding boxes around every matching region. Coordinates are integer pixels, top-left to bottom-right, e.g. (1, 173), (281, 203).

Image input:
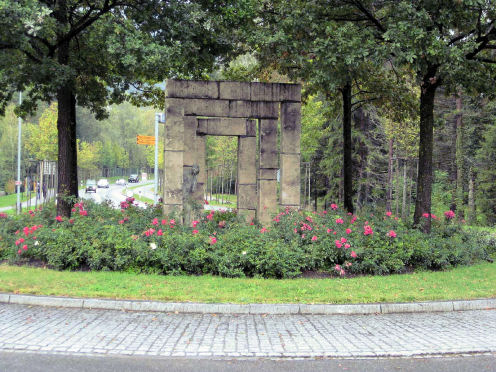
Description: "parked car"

(97, 178), (109, 188)
(85, 179), (97, 193)
(128, 174), (139, 183)
(115, 178), (126, 186)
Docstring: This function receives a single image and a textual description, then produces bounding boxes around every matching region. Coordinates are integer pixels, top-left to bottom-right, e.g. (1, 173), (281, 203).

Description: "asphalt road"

(79, 182), (146, 208)
(0, 351), (495, 372)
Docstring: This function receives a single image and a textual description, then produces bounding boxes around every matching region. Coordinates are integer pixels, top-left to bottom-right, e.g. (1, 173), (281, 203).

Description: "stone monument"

(163, 80), (301, 224)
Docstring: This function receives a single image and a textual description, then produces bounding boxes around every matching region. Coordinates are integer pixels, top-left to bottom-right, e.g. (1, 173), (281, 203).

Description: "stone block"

(251, 102), (279, 119)
(452, 299), (496, 311)
(166, 80), (219, 99)
(380, 301), (453, 314)
(280, 153), (300, 206)
(198, 118), (247, 136)
(259, 119), (278, 169)
(228, 100), (252, 117)
(83, 298), (134, 311)
(219, 81), (251, 100)
(279, 83), (301, 102)
(9, 294), (83, 308)
(237, 136), (256, 184)
(237, 184), (256, 209)
(246, 119), (256, 137)
(258, 168), (277, 180)
(163, 150), (183, 205)
(164, 105), (184, 151)
(0, 293), (10, 303)
(183, 117), (197, 166)
(299, 303), (381, 315)
(196, 119), (208, 135)
(238, 208), (256, 223)
(281, 102), (301, 153)
(195, 135), (206, 184)
(251, 82), (278, 101)
(248, 303), (299, 315)
(166, 98), (229, 117)
(257, 179), (277, 224)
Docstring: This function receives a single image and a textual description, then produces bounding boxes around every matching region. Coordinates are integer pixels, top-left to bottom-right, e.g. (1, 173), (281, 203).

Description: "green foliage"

(1, 202), (492, 279)
(25, 103), (58, 161)
(477, 122), (496, 224)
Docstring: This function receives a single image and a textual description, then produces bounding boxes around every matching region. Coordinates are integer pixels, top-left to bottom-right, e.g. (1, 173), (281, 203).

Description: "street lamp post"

(16, 92), (22, 215)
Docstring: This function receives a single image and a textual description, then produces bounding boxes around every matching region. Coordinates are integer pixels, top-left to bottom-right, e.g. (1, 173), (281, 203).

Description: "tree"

(330, 0), (496, 231)
(25, 102), (58, 161)
(0, 0), (253, 216)
(255, 1), (414, 213)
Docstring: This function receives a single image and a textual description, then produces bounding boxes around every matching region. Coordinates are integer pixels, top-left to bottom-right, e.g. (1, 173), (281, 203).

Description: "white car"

(97, 178), (110, 188)
(115, 179), (126, 186)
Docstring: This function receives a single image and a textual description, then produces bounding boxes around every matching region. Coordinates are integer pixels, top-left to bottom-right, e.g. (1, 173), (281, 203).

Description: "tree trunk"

(56, 35), (78, 217)
(454, 94), (464, 219)
(402, 159), (407, 220)
(341, 80), (354, 213)
(413, 67), (440, 232)
(395, 157), (400, 216)
(468, 167), (476, 224)
(386, 138), (394, 212)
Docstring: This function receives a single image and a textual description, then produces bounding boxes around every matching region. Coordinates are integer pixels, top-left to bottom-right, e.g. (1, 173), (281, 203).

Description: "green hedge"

(0, 200), (493, 278)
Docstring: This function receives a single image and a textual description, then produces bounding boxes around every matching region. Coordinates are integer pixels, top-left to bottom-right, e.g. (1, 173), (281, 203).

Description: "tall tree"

(332, 0), (496, 232)
(0, 0), (253, 216)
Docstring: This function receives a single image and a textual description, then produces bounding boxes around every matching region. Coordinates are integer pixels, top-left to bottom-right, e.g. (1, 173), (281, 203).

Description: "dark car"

(128, 174), (139, 183)
(85, 179), (97, 193)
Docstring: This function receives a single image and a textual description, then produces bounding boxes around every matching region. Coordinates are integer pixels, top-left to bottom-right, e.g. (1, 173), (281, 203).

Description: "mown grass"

(0, 262), (494, 304)
(0, 193), (30, 208)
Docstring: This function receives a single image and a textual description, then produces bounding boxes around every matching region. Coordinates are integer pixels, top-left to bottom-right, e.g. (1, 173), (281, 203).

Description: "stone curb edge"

(1, 293), (495, 315)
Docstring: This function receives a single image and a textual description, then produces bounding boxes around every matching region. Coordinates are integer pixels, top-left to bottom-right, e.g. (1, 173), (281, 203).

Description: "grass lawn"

(207, 194), (237, 207)
(0, 262), (494, 304)
(0, 193), (30, 208)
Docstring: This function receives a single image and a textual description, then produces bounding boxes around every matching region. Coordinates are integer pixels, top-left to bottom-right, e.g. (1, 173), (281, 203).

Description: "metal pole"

(154, 113), (159, 205)
(16, 92), (22, 214)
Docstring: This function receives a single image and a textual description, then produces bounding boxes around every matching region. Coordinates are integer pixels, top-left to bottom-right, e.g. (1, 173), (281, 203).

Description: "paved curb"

(1, 293), (495, 315)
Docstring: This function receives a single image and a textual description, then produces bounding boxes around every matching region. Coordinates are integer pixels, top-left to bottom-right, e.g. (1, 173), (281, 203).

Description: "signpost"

(136, 112), (165, 205)
(136, 135), (156, 145)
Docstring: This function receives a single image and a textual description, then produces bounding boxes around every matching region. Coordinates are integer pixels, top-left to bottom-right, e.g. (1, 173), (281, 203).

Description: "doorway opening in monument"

(205, 135), (238, 209)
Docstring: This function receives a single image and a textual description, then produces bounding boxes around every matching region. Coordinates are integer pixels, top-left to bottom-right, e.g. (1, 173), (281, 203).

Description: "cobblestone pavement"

(1, 304), (495, 358)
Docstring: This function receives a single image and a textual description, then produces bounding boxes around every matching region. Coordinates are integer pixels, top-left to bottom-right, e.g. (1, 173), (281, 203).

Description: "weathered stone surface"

(259, 119), (278, 169)
(246, 119), (256, 137)
(279, 83), (301, 102)
(237, 136), (256, 185)
(219, 81), (250, 100)
(280, 153), (300, 207)
(257, 179), (277, 225)
(183, 117), (197, 166)
(251, 102), (279, 119)
(281, 102), (301, 154)
(251, 82), (279, 101)
(258, 168), (277, 180)
(195, 135), (206, 184)
(237, 184), (256, 209)
(229, 100), (252, 117)
(166, 98), (229, 117)
(163, 150), (184, 205)
(166, 80), (219, 99)
(164, 105), (184, 151)
(196, 119), (208, 135)
(238, 209), (256, 223)
(197, 118), (247, 136)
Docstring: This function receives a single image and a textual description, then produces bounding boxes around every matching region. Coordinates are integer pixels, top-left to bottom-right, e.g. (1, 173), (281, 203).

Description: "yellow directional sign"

(136, 135), (157, 145)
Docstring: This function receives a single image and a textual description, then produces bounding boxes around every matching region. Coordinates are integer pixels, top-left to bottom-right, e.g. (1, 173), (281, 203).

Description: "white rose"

(150, 242), (157, 250)
(34, 241), (39, 246)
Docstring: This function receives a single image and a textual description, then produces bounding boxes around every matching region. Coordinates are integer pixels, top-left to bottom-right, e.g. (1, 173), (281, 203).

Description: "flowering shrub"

(0, 200), (493, 278)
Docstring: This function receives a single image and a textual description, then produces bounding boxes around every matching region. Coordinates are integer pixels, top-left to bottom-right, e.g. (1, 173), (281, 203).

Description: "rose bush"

(0, 201), (493, 278)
